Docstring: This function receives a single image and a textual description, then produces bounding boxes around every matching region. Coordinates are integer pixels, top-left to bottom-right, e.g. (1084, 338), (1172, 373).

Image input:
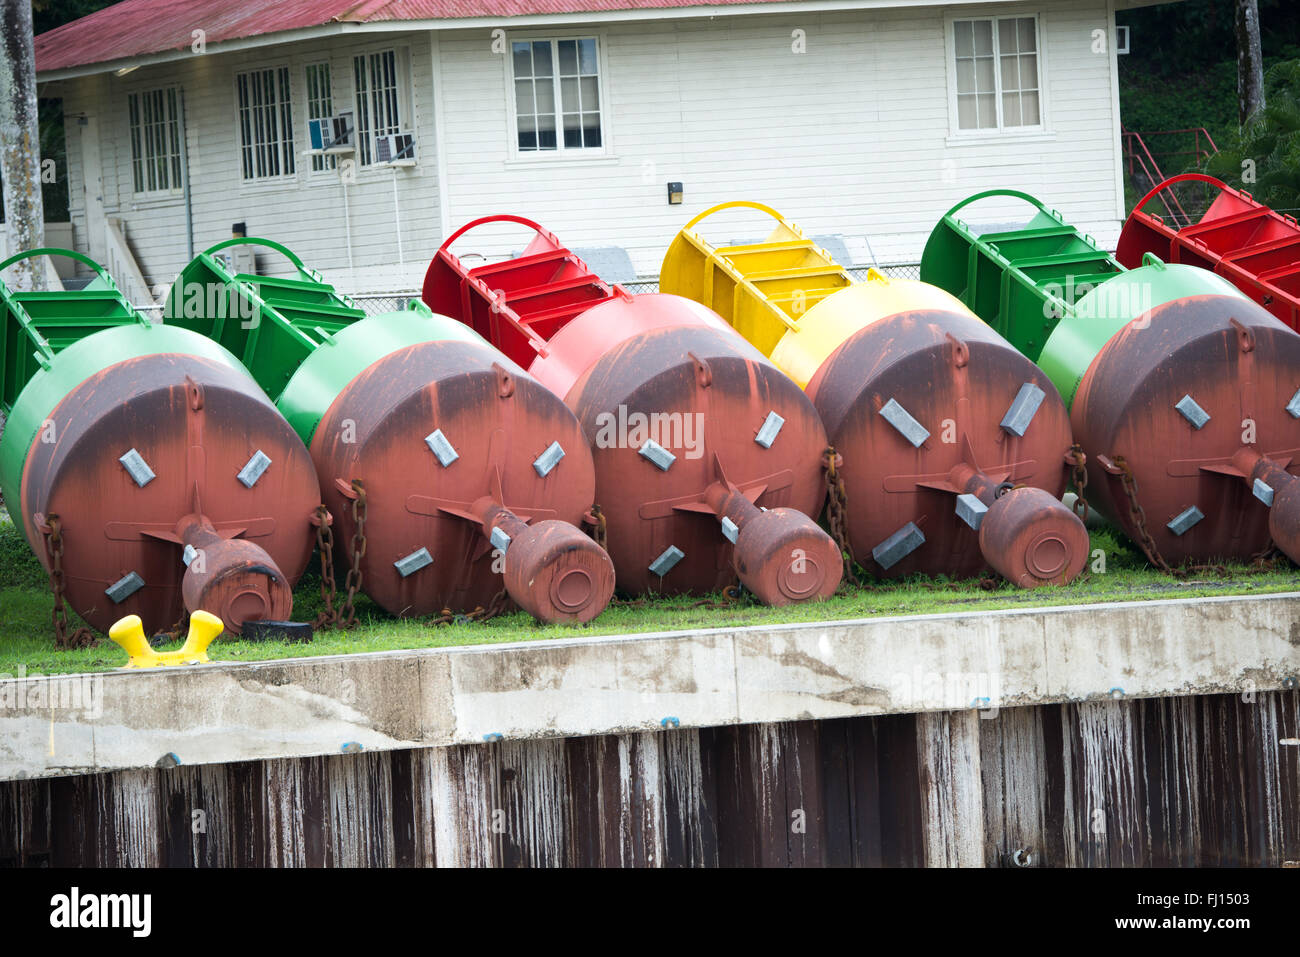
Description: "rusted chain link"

(1066, 444), (1090, 522)
(1112, 455), (1173, 573)
(158, 613), (189, 644)
(582, 505), (608, 550)
(432, 589), (514, 625)
(689, 581), (745, 609)
(1112, 455), (1227, 579)
(39, 515), (95, 649)
(1250, 539), (1283, 570)
(312, 505), (339, 631)
(822, 446), (859, 586)
(338, 480), (368, 629)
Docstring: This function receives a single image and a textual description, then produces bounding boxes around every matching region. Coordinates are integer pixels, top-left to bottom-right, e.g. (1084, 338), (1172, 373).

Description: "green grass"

(0, 508), (1296, 676)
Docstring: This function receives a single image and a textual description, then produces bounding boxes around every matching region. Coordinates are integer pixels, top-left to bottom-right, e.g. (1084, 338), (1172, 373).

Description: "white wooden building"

(34, 0), (1172, 300)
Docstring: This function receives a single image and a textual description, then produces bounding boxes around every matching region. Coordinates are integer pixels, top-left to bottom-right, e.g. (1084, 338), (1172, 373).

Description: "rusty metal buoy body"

(167, 240), (615, 625)
(923, 190), (1300, 568)
(297, 325), (615, 623)
(1068, 293), (1300, 565)
(1, 250), (319, 637)
(658, 202), (1088, 585)
(424, 217), (842, 604)
(807, 309), (1088, 584)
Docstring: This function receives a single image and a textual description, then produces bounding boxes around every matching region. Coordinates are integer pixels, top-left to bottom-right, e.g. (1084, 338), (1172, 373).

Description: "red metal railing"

(1122, 127), (1220, 226)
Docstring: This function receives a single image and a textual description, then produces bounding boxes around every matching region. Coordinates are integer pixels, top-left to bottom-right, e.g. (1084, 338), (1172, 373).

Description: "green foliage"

(1203, 59), (1300, 212)
(1119, 59), (1239, 152)
(0, 510), (46, 591)
(1, 507), (1296, 675)
(1117, 0), (1300, 75)
(30, 0), (118, 36)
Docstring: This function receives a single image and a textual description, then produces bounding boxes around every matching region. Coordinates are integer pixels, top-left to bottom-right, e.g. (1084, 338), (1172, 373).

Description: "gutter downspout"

(179, 88), (193, 259)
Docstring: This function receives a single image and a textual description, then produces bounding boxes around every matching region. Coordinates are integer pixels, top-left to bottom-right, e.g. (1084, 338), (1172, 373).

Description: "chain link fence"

(621, 263), (920, 296)
(132, 268), (923, 316)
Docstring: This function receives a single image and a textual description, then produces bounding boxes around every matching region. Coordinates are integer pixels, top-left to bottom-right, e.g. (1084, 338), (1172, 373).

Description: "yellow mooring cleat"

(107, 611), (224, 668)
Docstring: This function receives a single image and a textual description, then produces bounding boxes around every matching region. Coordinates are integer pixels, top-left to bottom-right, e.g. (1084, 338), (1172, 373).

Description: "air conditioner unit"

(309, 111), (355, 153)
(217, 246), (259, 276)
(375, 132), (416, 166)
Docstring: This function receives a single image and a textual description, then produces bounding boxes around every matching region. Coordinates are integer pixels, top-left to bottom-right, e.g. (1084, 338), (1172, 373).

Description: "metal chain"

(1112, 455), (1175, 573)
(312, 505), (339, 631)
(160, 613), (189, 643)
(822, 446), (859, 586)
(582, 504), (608, 550)
(1250, 538), (1283, 570)
(39, 516), (95, 649)
(1066, 444), (1090, 521)
(1111, 456), (1228, 579)
(689, 579), (746, 608)
(338, 480), (368, 629)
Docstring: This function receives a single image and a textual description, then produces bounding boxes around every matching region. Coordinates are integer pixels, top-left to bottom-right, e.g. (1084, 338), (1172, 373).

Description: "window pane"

(582, 113), (601, 147)
(557, 39), (577, 74)
(1002, 92), (1021, 126)
(580, 76), (599, 110)
(957, 94), (977, 130)
(1018, 18), (1036, 52)
(1020, 90), (1040, 126)
(537, 112), (556, 150)
(998, 18), (1017, 54)
(578, 38), (597, 74)
(518, 113), (537, 150)
(515, 79), (535, 116)
(1000, 55), (1019, 91)
(956, 59), (975, 95)
(512, 42), (532, 77)
(532, 40), (553, 76)
(973, 20), (993, 56)
(955, 20), (973, 58)
(1019, 54), (1039, 90)
(560, 77), (579, 112)
(535, 77), (555, 114)
(976, 93), (996, 128)
(975, 57), (994, 93)
(563, 113), (582, 148)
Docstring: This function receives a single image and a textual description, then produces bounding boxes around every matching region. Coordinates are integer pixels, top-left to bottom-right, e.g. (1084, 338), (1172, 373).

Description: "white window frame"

(504, 33), (611, 160)
(234, 64), (297, 183)
(945, 13), (1050, 140)
(352, 46), (416, 168)
(126, 85), (184, 196)
(304, 60), (337, 173)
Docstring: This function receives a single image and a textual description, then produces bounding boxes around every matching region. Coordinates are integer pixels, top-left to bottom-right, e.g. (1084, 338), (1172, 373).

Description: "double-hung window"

(305, 62), (335, 172)
(354, 49), (407, 166)
(951, 16), (1042, 132)
(235, 66), (295, 180)
(127, 87), (183, 194)
(511, 38), (604, 153)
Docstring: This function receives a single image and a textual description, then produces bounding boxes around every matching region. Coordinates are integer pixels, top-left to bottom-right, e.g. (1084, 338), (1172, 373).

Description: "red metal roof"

(35, 0), (788, 74)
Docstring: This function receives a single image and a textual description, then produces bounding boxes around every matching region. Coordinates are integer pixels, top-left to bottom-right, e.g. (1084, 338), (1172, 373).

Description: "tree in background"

(2, 0), (45, 289)
(1236, 0), (1265, 123)
(1205, 59), (1300, 213)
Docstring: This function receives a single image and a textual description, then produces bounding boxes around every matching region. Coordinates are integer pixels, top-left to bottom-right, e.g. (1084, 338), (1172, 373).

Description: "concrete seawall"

(3, 591), (1297, 782)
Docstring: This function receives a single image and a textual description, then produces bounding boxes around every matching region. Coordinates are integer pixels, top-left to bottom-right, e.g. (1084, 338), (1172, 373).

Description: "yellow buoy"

(660, 202), (978, 387)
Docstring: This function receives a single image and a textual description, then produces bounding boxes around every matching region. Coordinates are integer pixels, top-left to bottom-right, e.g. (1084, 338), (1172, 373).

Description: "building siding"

(48, 0), (1122, 296)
